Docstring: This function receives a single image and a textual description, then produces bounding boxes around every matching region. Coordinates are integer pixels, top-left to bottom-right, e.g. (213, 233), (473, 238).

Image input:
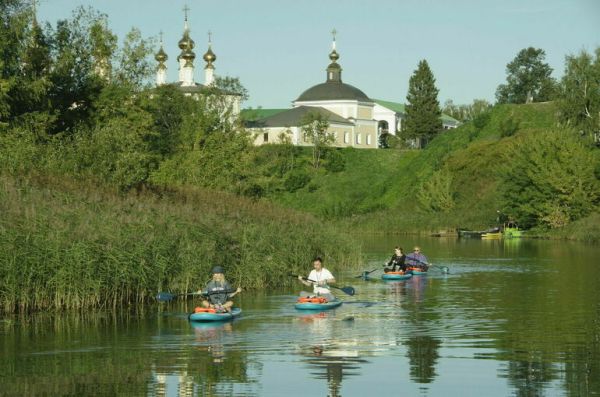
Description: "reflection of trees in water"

(151, 321), (253, 397)
(564, 344), (600, 397)
(303, 346), (369, 397)
(405, 336), (441, 384)
(501, 359), (558, 397)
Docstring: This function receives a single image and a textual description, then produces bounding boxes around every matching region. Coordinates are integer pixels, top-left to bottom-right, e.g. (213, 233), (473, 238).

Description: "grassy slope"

(272, 102), (599, 235)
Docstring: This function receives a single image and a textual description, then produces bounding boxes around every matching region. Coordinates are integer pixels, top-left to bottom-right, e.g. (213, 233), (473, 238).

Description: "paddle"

(355, 268), (380, 279)
(289, 273), (356, 296)
(156, 289), (236, 302)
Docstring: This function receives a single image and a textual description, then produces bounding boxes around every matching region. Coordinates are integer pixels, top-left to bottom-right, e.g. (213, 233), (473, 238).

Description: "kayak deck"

(295, 300), (342, 310)
(382, 272), (413, 280)
(188, 307), (242, 322)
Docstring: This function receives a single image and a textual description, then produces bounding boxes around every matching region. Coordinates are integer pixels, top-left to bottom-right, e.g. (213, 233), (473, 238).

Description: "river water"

(2, 237), (599, 396)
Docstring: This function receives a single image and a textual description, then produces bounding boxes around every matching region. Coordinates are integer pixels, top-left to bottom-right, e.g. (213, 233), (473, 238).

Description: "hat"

(211, 266), (224, 274)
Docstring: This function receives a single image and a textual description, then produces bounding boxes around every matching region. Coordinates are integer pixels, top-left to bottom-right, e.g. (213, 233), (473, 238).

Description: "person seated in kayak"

(406, 246), (431, 271)
(198, 266), (242, 313)
(384, 246), (406, 273)
(297, 257), (336, 302)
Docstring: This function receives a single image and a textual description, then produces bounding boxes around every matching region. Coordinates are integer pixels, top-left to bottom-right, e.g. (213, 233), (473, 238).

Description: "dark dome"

(296, 81), (371, 102)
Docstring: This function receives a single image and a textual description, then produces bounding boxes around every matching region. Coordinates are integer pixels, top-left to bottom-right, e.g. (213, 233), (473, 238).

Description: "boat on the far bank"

(459, 223), (524, 240)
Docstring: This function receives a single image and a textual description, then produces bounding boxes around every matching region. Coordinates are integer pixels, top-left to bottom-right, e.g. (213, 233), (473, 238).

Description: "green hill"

(270, 102), (600, 239)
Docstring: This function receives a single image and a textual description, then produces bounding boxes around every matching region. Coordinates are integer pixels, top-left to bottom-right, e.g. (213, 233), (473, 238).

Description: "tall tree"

(301, 111), (333, 169)
(496, 47), (557, 104)
(403, 60), (442, 148)
(558, 48), (600, 142)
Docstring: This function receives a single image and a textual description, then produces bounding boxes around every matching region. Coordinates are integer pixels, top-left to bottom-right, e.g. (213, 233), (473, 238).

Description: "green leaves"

(558, 48), (600, 141)
(496, 47), (557, 104)
(501, 128), (599, 228)
(403, 60), (442, 148)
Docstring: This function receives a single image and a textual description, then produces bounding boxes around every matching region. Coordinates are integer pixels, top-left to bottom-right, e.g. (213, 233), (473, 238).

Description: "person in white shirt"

(298, 257), (336, 301)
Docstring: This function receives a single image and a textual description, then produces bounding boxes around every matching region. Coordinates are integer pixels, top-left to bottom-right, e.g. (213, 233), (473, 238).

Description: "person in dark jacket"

(384, 247), (407, 273)
(198, 266), (241, 312)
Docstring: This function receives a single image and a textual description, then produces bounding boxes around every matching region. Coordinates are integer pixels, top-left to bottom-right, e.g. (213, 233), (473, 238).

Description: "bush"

(499, 116), (520, 137)
(284, 169), (311, 192)
(473, 111), (491, 130)
(323, 149), (346, 172)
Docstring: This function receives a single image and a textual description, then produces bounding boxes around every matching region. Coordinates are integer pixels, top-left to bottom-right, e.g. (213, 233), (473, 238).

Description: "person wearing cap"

(198, 266), (242, 312)
(405, 246), (430, 271)
(297, 257), (336, 301)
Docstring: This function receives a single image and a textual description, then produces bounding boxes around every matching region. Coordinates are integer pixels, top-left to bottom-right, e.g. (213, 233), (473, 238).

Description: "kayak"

(408, 267), (428, 275)
(188, 307), (242, 322)
(382, 272), (413, 280)
(295, 298), (342, 310)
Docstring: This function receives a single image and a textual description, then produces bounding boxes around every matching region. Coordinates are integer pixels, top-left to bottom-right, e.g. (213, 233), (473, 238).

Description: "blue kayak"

(382, 272), (413, 280)
(411, 270), (428, 275)
(188, 307), (242, 322)
(295, 299), (342, 310)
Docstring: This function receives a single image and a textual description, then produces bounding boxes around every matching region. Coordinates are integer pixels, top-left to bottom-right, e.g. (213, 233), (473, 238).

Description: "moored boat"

(188, 307), (242, 322)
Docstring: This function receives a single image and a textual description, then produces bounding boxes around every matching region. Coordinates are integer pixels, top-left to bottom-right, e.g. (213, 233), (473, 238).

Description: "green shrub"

(284, 169), (311, 192)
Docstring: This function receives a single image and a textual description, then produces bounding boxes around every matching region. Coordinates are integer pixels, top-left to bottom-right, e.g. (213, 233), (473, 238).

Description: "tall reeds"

(0, 174), (361, 313)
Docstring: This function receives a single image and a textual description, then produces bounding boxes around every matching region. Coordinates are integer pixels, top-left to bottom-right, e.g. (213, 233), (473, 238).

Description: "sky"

(37, 0), (600, 109)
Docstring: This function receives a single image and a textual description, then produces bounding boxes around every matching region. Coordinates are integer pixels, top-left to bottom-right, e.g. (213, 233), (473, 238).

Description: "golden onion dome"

(203, 46), (216, 64)
(181, 47), (195, 60)
(178, 31), (195, 50)
(329, 49), (339, 62)
(155, 47), (168, 63)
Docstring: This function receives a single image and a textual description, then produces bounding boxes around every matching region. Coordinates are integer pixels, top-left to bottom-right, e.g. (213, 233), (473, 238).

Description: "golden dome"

(155, 47), (168, 63)
(178, 31), (195, 50)
(203, 46), (216, 64)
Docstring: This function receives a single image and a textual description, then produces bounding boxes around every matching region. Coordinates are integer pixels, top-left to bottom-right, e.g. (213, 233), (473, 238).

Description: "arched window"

(344, 132), (350, 144)
(366, 134), (371, 145)
(356, 133), (361, 145)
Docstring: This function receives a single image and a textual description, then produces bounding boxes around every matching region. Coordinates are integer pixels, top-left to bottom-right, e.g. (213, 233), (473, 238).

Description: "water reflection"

(295, 310), (370, 397)
(3, 238), (600, 396)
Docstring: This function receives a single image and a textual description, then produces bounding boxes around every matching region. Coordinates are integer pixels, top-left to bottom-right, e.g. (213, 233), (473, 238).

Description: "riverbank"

(0, 174), (361, 313)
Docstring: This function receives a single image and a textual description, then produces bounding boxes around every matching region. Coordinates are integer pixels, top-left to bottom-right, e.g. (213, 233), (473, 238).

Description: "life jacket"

(297, 296), (328, 304)
(194, 307), (216, 313)
(386, 271), (407, 275)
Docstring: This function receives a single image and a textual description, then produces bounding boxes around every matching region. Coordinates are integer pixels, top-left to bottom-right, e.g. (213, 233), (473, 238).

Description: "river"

(1, 237), (599, 396)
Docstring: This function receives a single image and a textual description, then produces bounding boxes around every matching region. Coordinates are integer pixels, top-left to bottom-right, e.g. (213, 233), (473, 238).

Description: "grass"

(0, 173), (361, 313)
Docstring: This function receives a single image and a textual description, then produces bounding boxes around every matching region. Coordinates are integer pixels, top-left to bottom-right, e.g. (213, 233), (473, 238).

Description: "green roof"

(374, 98), (459, 125)
(241, 108), (288, 121)
(245, 106), (353, 128)
(373, 99), (406, 114)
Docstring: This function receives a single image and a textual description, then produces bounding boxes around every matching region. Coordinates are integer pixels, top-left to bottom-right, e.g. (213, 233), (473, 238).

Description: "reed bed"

(0, 174), (361, 313)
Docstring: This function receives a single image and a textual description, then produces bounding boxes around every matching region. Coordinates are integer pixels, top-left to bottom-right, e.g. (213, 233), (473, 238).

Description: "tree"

(403, 60), (442, 148)
(442, 99), (492, 122)
(501, 128), (599, 229)
(301, 111), (334, 169)
(557, 48), (600, 142)
(496, 47), (557, 104)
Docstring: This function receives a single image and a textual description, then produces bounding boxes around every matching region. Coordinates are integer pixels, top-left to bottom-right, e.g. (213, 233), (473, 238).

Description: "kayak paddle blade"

(156, 292), (176, 302)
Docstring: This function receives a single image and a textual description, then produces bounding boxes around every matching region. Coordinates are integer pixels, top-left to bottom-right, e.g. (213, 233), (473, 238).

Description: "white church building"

(244, 33), (459, 149)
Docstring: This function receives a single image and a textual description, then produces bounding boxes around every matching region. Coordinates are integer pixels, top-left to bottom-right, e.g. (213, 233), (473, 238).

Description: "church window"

(367, 134), (372, 145)
(356, 133), (362, 144)
(263, 132), (269, 143)
(344, 132), (349, 144)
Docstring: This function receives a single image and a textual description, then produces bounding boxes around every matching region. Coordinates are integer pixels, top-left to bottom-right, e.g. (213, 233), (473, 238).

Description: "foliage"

(442, 99), (492, 122)
(557, 48), (600, 142)
(0, 174), (361, 313)
(417, 169), (455, 212)
(284, 169), (311, 192)
(300, 111), (334, 169)
(403, 60), (442, 148)
(496, 47), (557, 104)
(500, 128), (599, 229)
(499, 115), (520, 137)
